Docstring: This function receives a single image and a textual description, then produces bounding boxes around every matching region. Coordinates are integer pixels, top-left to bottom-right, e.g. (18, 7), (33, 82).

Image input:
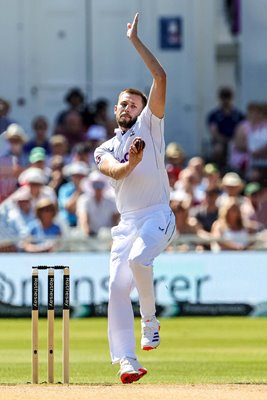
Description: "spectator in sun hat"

(1, 123), (29, 167)
(165, 142), (185, 182)
(48, 134), (70, 165)
(58, 161), (89, 226)
(18, 167), (57, 209)
(6, 186), (36, 239)
(0, 123), (29, 201)
(77, 170), (119, 236)
(23, 198), (62, 253)
(218, 172), (246, 207)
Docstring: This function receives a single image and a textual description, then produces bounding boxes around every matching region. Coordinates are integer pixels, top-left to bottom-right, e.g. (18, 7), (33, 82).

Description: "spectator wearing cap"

(18, 167), (57, 209)
(28, 147), (47, 169)
(77, 171), (119, 236)
(242, 182), (267, 229)
(6, 186), (36, 239)
(203, 163), (221, 191)
(24, 116), (51, 156)
(0, 124), (29, 201)
(23, 198), (62, 253)
(58, 161), (89, 227)
(207, 86), (244, 168)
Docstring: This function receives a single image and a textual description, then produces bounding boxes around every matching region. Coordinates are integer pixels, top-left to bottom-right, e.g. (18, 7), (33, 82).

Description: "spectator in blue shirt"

(7, 186), (36, 239)
(58, 161), (89, 227)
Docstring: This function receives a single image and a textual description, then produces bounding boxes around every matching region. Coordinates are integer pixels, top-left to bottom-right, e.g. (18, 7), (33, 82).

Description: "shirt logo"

(120, 152), (129, 163)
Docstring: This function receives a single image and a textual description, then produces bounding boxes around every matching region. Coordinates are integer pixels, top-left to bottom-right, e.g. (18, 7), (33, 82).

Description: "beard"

(116, 114), (138, 130)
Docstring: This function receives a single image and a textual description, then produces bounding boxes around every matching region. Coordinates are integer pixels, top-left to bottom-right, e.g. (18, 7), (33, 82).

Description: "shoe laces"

(120, 357), (132, 367)
(142, 318), (158, 336)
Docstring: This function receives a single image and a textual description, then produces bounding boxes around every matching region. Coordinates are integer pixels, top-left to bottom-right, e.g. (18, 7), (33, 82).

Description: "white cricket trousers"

(108, 204), (176, 363)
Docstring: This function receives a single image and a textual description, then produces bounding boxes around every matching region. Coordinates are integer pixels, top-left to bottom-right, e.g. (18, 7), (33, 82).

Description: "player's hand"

(133, 137), (145, 151)
(127, 13), (139, 40)
(128, 136), (144, 166)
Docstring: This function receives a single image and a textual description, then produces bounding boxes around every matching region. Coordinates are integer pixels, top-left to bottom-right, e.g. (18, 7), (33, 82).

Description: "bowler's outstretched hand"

(127, 13), (139, 40)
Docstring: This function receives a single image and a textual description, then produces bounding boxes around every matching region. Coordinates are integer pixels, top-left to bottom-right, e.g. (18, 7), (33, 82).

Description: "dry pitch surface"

(1, 384), (267, 400)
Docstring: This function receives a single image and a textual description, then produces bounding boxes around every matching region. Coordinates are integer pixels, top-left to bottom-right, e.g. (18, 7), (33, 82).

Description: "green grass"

(0, 317), (267, 384)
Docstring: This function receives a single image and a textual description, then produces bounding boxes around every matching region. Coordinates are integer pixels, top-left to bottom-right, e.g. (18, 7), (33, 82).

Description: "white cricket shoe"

(141, 316), (160, 351)
(119, 357), (147, 384)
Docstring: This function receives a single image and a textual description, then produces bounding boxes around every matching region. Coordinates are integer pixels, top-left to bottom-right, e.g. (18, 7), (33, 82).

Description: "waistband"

(121, 203), (171, 220)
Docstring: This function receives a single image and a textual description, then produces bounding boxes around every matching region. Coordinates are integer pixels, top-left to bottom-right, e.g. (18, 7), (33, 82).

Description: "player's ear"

(114, 105), (117, 114)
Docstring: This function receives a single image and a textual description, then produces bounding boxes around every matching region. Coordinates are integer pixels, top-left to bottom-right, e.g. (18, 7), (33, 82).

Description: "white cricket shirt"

(94, 106), (170, 214)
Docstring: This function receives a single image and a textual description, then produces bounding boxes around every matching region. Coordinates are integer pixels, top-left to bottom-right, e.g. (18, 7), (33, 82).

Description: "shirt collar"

(115, 128), (127, 138)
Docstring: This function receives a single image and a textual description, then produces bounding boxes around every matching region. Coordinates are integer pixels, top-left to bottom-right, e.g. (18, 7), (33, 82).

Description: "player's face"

(115, 93), (144, 131)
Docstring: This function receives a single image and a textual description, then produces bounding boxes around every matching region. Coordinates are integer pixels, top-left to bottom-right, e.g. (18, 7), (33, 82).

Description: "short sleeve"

(94, 140), (116, 168)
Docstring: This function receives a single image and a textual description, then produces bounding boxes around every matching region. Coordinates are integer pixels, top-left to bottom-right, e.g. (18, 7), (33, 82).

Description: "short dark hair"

(118, 88), (147, 109)
(65, 87), (84, 103)
(218, 87), (233, 100)
(32, 116), (48, 130)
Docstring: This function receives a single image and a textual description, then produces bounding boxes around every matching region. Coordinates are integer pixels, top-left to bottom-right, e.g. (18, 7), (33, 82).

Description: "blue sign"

(160, 17), (183, 50)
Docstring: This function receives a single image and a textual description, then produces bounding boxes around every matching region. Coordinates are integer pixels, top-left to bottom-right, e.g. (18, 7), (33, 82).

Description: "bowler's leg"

(108, 227), (136, 363)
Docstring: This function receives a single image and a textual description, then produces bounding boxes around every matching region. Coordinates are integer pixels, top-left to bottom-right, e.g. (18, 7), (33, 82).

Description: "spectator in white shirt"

(77, 171), (119, 236)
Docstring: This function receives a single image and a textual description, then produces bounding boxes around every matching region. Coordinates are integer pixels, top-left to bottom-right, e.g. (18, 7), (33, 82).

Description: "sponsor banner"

(0, 252), (267, 309)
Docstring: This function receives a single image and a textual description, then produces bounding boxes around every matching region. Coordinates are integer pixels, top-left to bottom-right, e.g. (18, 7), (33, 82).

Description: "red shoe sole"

(120, 369), (147, 384)
(142, 346), (156, 351)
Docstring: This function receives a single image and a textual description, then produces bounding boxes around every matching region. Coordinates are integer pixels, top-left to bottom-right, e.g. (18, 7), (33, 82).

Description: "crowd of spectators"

(0, 86), (267, 253)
